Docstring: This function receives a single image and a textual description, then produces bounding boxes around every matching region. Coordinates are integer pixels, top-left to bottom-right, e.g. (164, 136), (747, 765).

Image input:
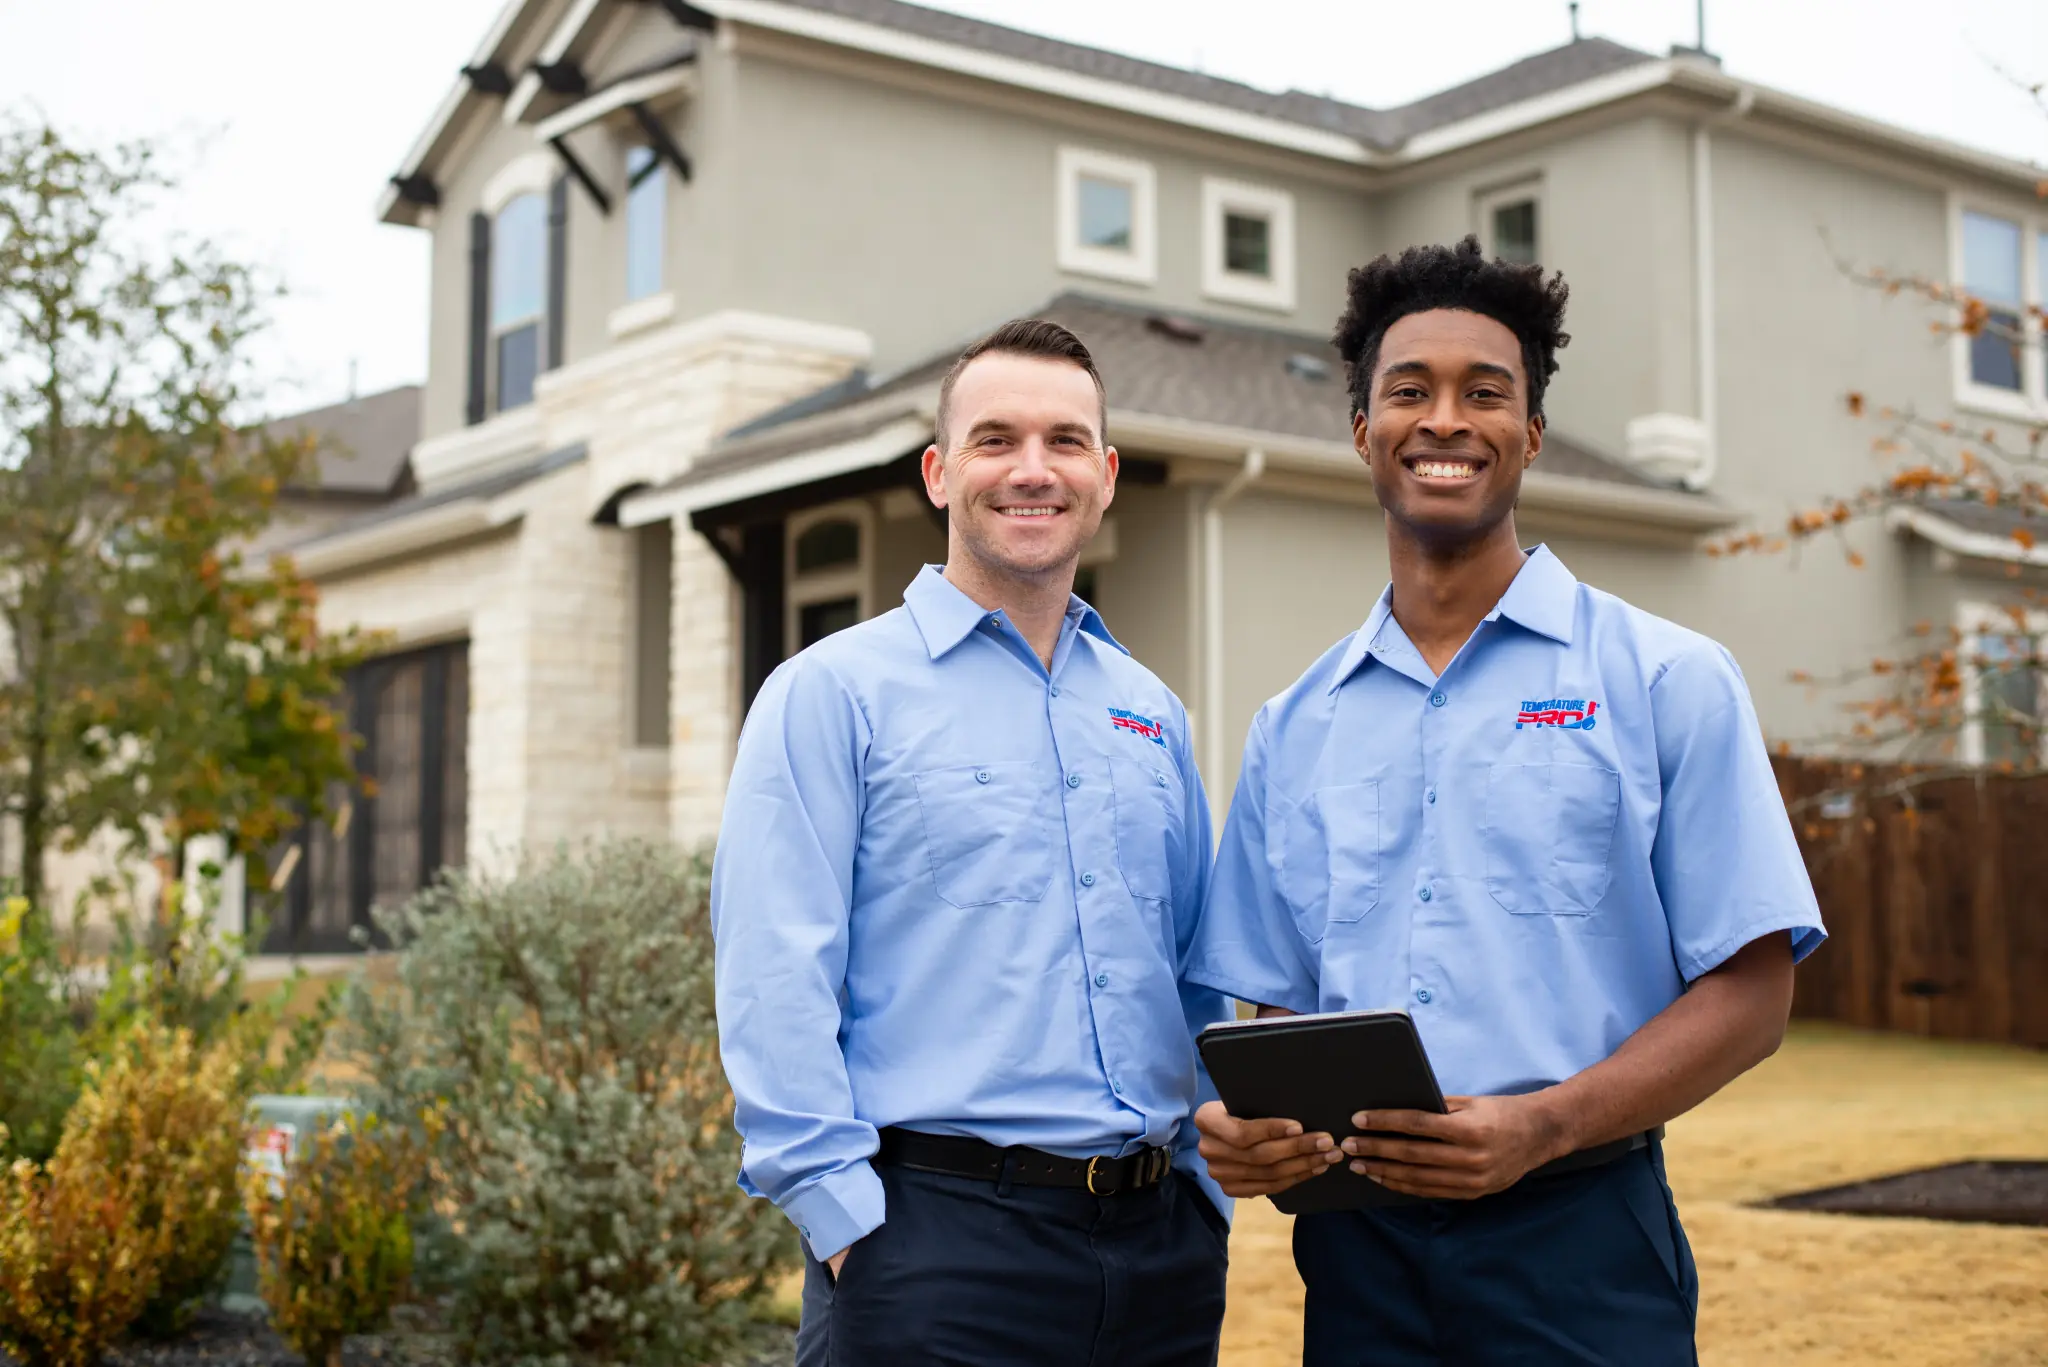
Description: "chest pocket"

(1267, 782), (1380, 943)
(913, 761), (1056, 908)
(1481, 762), (1623, 916)
(1109, 755), (1183, 902)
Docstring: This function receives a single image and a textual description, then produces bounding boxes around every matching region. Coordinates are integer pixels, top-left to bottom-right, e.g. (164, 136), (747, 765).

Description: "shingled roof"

(667, 293), (1665, 498)
(766, 0), (1658, 150)
(260, 384), (422, 499)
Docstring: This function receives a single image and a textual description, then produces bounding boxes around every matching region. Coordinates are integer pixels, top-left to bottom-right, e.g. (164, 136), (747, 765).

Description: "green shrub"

(62, 1024), (251, 1338)
(341, 839), (797, 1367)
(0, 896), (90, 1166)
(243, 1112), (431, 1367)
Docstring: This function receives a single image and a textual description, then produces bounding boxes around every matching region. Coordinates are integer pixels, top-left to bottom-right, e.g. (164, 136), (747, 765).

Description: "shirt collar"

(902, 564), (1127, 660)
(1327, 545), (1577, 692)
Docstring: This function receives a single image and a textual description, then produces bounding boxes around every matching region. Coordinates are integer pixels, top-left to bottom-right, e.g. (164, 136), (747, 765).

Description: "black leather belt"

(1524, 1124), (1664, 1181)
(877, 1127), (1174, 1197)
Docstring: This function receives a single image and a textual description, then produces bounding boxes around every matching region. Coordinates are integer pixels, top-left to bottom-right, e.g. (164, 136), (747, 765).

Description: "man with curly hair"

(1187, 237), (1825, 1364)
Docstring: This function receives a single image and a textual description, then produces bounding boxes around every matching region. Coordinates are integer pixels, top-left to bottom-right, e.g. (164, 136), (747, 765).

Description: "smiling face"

(1353, 307), (1542, 553)
(922, 350), (1117, 585)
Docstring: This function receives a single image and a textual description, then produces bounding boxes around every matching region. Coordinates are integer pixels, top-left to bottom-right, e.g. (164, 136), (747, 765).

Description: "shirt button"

(1418, 885), (1433, 902)
(1080, 872), (1096, 887)
(1415, 987), (1433, 1005)
(1050, 685), (1061, 697)
(1155, 772), (1168, 787)
(1430, 692), (1447, 708)
(975, 770), (991, 784)
(1095, 973), (1109, 988)
(1426, 787), (1437, 804)
(1067, 772), (1083, 788)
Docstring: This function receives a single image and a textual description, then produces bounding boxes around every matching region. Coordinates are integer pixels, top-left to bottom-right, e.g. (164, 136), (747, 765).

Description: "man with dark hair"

(1188, 237), (1825, 1364)
(714, 318), (1231, 1365)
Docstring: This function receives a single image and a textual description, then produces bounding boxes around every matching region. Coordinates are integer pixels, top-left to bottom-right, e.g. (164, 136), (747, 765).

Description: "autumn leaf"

(1845, 391), (1865, 416)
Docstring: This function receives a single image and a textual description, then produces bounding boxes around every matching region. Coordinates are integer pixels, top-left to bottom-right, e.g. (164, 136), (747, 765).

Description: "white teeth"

(1413, 461), (1477, 480)
(1001, 507), (1059, 516)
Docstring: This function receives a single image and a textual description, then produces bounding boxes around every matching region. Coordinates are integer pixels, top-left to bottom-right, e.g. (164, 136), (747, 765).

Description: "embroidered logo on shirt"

(1108, 707), (1166, 746)
(1516, 698), (1600, 731)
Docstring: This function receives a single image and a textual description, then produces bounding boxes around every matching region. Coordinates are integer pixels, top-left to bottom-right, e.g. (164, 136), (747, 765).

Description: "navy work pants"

(796, 1161), (1229, 1367)
(1294, 1142), (1699, 1366)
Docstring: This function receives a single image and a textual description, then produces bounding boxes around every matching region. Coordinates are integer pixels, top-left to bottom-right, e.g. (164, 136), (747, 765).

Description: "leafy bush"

(0, 896), (89, 1166)
(341, 839), (797, 1367)
(243, 1113), (432, 1367)
(62, 1024), (251, 1338)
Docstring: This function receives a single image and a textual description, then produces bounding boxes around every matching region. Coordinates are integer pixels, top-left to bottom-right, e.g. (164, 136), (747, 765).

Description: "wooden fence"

(1773, 756), (2048, 1048)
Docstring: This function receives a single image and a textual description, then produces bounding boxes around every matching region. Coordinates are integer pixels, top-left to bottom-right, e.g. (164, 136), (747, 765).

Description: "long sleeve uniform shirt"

(1188, 546), (1827, 1098)
(713, 565), (1231, 1261)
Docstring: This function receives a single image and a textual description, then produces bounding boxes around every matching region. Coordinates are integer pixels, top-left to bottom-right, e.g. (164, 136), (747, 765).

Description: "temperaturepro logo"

(1107, 707), (1166, 746)
(1516, 698), (1600, 731)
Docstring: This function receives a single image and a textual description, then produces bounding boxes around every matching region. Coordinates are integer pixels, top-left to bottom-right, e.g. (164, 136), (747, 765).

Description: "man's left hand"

(1339, 1094), (1570, 1200)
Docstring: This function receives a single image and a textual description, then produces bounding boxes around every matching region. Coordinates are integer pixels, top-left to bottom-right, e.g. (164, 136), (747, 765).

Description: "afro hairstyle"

(1332, 235), (1570, 423)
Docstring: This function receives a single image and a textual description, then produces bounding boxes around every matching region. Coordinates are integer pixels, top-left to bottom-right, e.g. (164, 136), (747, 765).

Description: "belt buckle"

(1086, 1155), (1113, 1196)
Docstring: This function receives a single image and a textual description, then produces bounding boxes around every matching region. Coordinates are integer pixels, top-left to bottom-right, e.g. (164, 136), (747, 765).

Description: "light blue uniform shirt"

(1187, 546), (1826, 1099)
(714, 565), (1230, 1261)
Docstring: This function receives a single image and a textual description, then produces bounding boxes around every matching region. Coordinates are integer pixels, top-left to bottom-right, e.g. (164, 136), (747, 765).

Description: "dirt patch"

(1767, 1160), (2048, 1227)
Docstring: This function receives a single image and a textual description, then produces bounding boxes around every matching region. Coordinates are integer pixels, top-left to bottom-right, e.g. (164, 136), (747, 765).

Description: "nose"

(1417, 390), (1473, 441)
(1005, 437), (1058, 485)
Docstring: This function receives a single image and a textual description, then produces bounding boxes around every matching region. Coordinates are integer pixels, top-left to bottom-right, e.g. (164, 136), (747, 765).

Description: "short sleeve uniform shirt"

(1186, 546), (1827, 1098)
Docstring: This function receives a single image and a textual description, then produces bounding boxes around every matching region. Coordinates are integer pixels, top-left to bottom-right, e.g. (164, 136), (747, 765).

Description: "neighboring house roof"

(288, 442), (588, 579)
(676, 292), (1664, 492)
(1887, 499), (2048, 568)
(380, 0), (2044, 225)
(260, 384), (422, 499)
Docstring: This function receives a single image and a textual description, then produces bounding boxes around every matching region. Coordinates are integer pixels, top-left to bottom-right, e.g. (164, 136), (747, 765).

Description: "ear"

(1524, 414), (1544, 468)
(920, 443), (948, 508)
(1101, 445), (1119, 511)
(1351, 409), (1369, 461)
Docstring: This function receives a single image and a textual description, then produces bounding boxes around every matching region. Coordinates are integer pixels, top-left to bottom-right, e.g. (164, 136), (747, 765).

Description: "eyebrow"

(1378, 360), (1519, 386)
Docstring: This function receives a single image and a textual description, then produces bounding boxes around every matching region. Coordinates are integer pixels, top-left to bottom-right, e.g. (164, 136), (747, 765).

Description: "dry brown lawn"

(1220, 1022), (2048, 1367)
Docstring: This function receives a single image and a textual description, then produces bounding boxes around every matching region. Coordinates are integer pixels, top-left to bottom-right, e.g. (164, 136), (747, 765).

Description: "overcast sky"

(3, 0), (2042, 417)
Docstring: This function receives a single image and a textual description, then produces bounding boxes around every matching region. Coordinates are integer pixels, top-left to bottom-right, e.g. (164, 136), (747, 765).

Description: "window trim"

(1200, 176), (1297, 312)
(1955, 599), (2046, 768)
(1056, 146), (1157, 285)
(489, 190), (549, 413)
(1475, 177), (1543, 267)
(1948, 192), (2047, 421)
(785, 501), (873, 655)
(481, 150), (560, 217)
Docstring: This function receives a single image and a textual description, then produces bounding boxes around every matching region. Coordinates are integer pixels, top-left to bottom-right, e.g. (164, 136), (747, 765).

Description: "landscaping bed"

(1767, 1159), (2048, 1227)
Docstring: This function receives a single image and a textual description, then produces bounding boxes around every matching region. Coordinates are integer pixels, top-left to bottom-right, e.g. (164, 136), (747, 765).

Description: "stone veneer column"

(667, 522), (736, 851)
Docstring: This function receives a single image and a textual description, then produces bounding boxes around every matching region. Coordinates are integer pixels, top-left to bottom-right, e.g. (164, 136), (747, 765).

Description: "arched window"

(787, 509), (869, 652)
(492, 192), (547, 411)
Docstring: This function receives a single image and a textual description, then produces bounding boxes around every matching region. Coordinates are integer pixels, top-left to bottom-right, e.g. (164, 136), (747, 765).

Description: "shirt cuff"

(782, 1161), (887, 1262)
(1183, 961), (1317, 1017)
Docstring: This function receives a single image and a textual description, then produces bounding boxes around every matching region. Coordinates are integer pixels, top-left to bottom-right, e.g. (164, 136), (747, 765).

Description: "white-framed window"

(786, 503), (872, 654)
(625, 145), (665, 303)
(490, 191), (548, 412)
(1200, 177), (1296, 311)
(1957, 601), (2045, 768)
(1476, 180), (1542, 266)
(1950, 199), (2046, 418)
(1056, 146), (1157, 285)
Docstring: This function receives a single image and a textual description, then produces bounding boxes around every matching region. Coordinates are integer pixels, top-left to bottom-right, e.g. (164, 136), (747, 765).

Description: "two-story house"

(267, 0), (2046, 951)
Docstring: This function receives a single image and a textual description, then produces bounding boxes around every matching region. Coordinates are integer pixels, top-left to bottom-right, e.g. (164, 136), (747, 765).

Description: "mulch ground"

(1767, 1160), (2048, 1227)
(2, 1309), (797, 1367)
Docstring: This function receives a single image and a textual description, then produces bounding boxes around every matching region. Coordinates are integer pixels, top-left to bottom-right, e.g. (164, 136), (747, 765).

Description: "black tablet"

(1197, 1009), (1447, 1215)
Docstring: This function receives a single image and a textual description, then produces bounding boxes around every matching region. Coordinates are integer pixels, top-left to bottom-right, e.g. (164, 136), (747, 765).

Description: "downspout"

(1689, 85), (1755, 490)
(1203, 448), (1267, 787)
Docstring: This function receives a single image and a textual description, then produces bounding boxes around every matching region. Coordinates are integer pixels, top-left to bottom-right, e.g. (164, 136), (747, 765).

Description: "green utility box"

(221, 1094), (356, 1314)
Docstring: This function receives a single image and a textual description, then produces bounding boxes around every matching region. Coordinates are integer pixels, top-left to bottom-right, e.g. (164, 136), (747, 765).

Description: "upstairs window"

(625, 145), (666, 303)
(1057, 147), (1157, 285)
(1953, 205), (2045, 415)
(1478, 182), (1541, 266)
(1961, 210), (2026, 394)
(492, 192), (548, 411)
(1201, 177), (1297, 311)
